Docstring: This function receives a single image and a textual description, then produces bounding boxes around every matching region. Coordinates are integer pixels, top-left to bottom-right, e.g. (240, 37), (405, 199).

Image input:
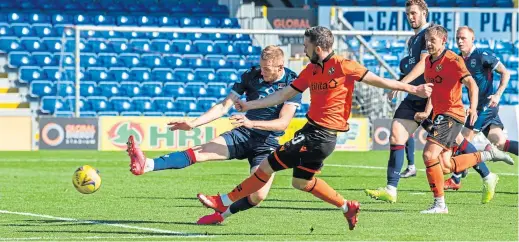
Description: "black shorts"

(393, 98), (427, 122)
(267, 123), (337, 180)
(464, 106), (504, 137)
(221, 127), (279, 169)
(427, 114), (464, 149)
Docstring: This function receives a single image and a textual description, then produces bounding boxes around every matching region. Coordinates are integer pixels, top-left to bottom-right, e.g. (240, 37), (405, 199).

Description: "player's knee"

(249, 192), (267, 204)
(440, 158), (453, 174)
(291, 179), (308, 191)
(422, 150), (434, 161)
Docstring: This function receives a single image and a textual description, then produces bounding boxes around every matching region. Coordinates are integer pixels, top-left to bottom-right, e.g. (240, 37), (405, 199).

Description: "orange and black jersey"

(290, 52), (368, 132)
(424, 49), (471, 123)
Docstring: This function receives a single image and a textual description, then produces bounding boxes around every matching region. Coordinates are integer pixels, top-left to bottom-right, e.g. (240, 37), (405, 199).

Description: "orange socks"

(227, 168), (271, 202)
(304, 177), (345, 208)
(425, 159), (444, 197)
(450, 152), (482, 173)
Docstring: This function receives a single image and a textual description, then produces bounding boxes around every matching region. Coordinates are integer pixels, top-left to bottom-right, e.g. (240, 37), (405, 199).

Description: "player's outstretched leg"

(446, 138), (492, 190)
(401, 134), (417, 178)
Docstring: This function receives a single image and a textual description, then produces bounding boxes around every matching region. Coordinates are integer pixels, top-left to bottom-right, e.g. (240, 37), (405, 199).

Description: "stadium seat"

(0, 24), (14, 38)
(153, 97), (176, 112)
(158, 16), (180, 27)
(164, 82), (186, 97)
(120, 111), (142, 116)
(30, 80), (55, 97)
(198, 97), (218, 110)
(111, 39), (129, 53)
(98, 54), (122, 67)
(130, 68), (152, 82)
(87, 96), (111, 112)
(54, 25), (75, 38)
(33, 52), (58, 66)
(8, 13), (27, 24)
(180, 17), (200, 28)
(110, 97), (133, 113)
(89, 40), (111, 53)
(98, 81), (120, 97)
(80, 53), (98, 67)
(214, 41), (238, 55)
(475, 0), (493, 7)
(133, 97), (154, 112)
(227, 55), (248, 69)
(19, 67), (41, 83)
(194, 69), (217, 83)
(200, 17), (220, 28)
(164, 55), (186, 68)
(185, 82), (208, 97)
(89, 68), (111, 82)
(141, 54), (166, 68)
(118, 54), (140, 68)
(220, 18), (239, 28)
(0, 37), (21, 53)
(508, 56), (519, 69)
(185, 55), (210, 69)
(8, 51), (32, 68)
(174, 69), (195, 82)
(42, 38), (63, 52)
(20, 38), (45, 52)
(172, 40), (194, 55)
(41, 97), (68, 114)
(120, 81), (141, 97)
(116, 15), (137, 26)
(52, 14), (73, 25)
(143, 111), (163, 116)
(74, 14), (92, 25)
(80, 81), (97, 97)
(209, 33), (232, 41)
(175, 97), (198, 112)
(194, 40), (218, 55)
(217, 69), (239, 83)
(111, 68), (131, 82)
(94, 14), (116, 26)
(130, 39), (151, 53)
(57, 81), (75, 97)
(64, 97), (90, 112)
(141, 82), (163, 97)
(151, 40), (174, 53)
(11, 24), (34, 37)
(152, 68), (175, 82)
(206, 55), (230, 69)
(206, 83), (228, 98)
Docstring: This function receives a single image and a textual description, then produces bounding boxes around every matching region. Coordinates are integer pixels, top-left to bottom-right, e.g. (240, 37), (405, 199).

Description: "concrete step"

(0, 108), (32, 116)
(0, 93), (26, 103)
(0, 87), (19, 93)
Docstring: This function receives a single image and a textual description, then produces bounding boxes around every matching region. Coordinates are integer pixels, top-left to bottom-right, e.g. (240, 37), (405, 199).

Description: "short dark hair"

(304, 26), (334, 50)
(425, 23), (448, 40)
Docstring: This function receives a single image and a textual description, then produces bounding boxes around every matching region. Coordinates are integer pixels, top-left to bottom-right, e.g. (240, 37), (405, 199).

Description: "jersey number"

(434, 115), (444, 125)
(292, 133), (305, 145)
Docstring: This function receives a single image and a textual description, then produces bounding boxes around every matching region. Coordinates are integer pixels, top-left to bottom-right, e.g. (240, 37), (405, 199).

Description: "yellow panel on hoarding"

(0, 116), (32, 151)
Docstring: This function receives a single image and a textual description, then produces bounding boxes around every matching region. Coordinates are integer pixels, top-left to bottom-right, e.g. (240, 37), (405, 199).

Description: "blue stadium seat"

(84, 1), (103, 11)
(0, 24), (13, 38)
(211, 4), (229, 16)
(98, 111), (119, 116)
(165, 111), (186, 117)
(8, 13), (27, 24)
(74, 14), (92, 25)
(214, 41), (238, 55)
(19, 38), (44, 52)
(137, 16), (158, 26)
(66, 97), (92, 112)
(32, 24), (56, 38)
(153, 97), (176, 112)
(185, 82), (208, 97)
(124, 31), (148, 39)
(475, 40), (491, 52)
(508, 56), (519, 69)
(141, 54), (166, 68)
(89, 68), (111, 82)
(57, 81), (75, 97)
(220, 18), (239, 28)
(163, 82), (185, 97)
(217, 69), (239, 83)
(111, 39), (129, 53)
(194, 69), (217, 83)
(111, 68), (131, 82)
(180, 17), (200, 28)
(233, 34), (252, 42)
(493, 41), (513, 55)
(175, 97), (198, 112)
(33, 52), (58, 66)
(151, 40), (174, 53)
(198, 97), (218, 110)
(98, 54), (122, 67)
(143, 111), (163, 116)
(0, 37), (21, 52)
(30, 80), (55, 97)
(501, 93), (511, 104)
(80, 53), (98, 67)
(8, 51), (32, 68)
(130, 39), (151, 53)
(94, 14), (116, 25)
(164, 55), (186, 68)
(19, 67), (41, 83)
(194, 40), (218, 55)
(87, 96), (111, 112)
(119, 54), (140, 68)
(133, 97), (154, 112)
(142, 82), (163, 97)
(110, 97), (133, 112)
(89, 40), (111, 53)
(158, 16), (180, 27)
(11, 24), (34, 37)
(130, 68), (152, 82)
(98, 81), (120, 97)
(383, 54), (399, 68)
(206, 83), (228, 98)
(80, 81), (97, 97)
(185, 55), (210, 69)
(41, 97), (68, 114)
(174, 69), (195, 82)
(101, 30), (124, 39)
(152, 68), (175, 82)
(200, 17), (220, 28)
(475, 0), (493, 7)
(117, 15), (137, 26)
(227, 55), (248, 69)
(172, 40), (194, 55)
(42, 38), (63, 52)
(207, 55), (231, 69)
(120, 111), (142, 116)
(376, 0), (396, 6)
(54, 25), (74, 38)
(52, 14), (73, 25)
(120, 81), (141, 97)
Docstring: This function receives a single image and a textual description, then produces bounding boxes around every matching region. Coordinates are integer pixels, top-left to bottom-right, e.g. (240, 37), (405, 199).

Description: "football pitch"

(0, 150), (517, 241)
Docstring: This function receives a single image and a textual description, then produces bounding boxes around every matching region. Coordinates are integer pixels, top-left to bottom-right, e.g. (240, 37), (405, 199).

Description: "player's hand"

(234, 99), (250, 112)
(230, 114), (254, 129)
(487, 94), (501, 107)
(414, 83), (434, 98)
(387, 90), (399, 101)
(414, 111), (430, 122)
(467, 108), (478, 126)
(168, 121), (195, 131)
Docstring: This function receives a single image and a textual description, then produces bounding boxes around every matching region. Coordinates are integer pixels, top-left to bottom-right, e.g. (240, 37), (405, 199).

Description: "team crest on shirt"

(471, 59), (476, 68)
(435, 64), (443, 72)
(328, 67), (335, 75)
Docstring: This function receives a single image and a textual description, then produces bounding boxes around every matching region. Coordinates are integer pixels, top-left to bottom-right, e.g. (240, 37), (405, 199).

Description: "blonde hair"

(425, 23), (448, 40)
(261, 45), (284, 63)
(456, 26), (475, 36)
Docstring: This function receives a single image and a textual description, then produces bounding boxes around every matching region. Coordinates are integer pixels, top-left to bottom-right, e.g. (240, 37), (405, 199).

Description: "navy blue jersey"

(399, 55), (412, 80)
(404, 23), (429, 101)
(459, 47), (501, 110)
(231, 66), (302, 137)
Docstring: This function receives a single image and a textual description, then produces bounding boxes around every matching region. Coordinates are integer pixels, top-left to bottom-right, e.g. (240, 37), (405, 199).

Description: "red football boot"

(197, 193), (228, 213)
(344, 200), (360, 230)
(127, 135), (146, 176)
(197, 212), (225, 225)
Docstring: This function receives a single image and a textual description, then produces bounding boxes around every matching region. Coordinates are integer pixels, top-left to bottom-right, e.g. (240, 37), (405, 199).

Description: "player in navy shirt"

(126, 45), (302, 223)
(366, 0), (432, 203)
(444, 26), (516, 204)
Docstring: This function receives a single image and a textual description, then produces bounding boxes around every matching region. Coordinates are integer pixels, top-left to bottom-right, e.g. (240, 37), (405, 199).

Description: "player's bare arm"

(234, 86), (300, 112)
(362, 71), (433, 98)
(488, 63), (510, 107)
(414, 98), (432, 122)
(462, 75), (479, 126)
(231, 103), (298, 131)
(169, 93), (239, 131)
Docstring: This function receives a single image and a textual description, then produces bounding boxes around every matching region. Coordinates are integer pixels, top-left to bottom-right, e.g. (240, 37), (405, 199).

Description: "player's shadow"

(16, 219), (198, 226)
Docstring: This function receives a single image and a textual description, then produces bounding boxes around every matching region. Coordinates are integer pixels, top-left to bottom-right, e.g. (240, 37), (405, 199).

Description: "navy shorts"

(427, 114), (464, 149)
(393, 98), (427, 122)
(221, 127), (279, 169)
(464, 106), (504, 136)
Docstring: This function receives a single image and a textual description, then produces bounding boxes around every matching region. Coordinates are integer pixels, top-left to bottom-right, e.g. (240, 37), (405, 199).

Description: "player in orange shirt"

(419, 24), (514, 214)
(195, 26), (434, 230)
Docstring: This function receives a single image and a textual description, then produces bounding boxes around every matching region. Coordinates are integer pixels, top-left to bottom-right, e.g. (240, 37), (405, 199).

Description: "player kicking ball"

(196, 26), (433, 230)
(419, 24), (514, 214)
(126, 45), (303, 224)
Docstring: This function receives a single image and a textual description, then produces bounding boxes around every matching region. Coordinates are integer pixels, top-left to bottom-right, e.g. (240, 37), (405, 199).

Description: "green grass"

(0, 151), (517, 241)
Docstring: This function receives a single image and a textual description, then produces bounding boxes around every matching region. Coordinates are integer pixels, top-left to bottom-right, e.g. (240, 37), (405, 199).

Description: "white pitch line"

(326, 163), (519, 176)
(0, 235), (199, 241)
(0, 210), (210, 238)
